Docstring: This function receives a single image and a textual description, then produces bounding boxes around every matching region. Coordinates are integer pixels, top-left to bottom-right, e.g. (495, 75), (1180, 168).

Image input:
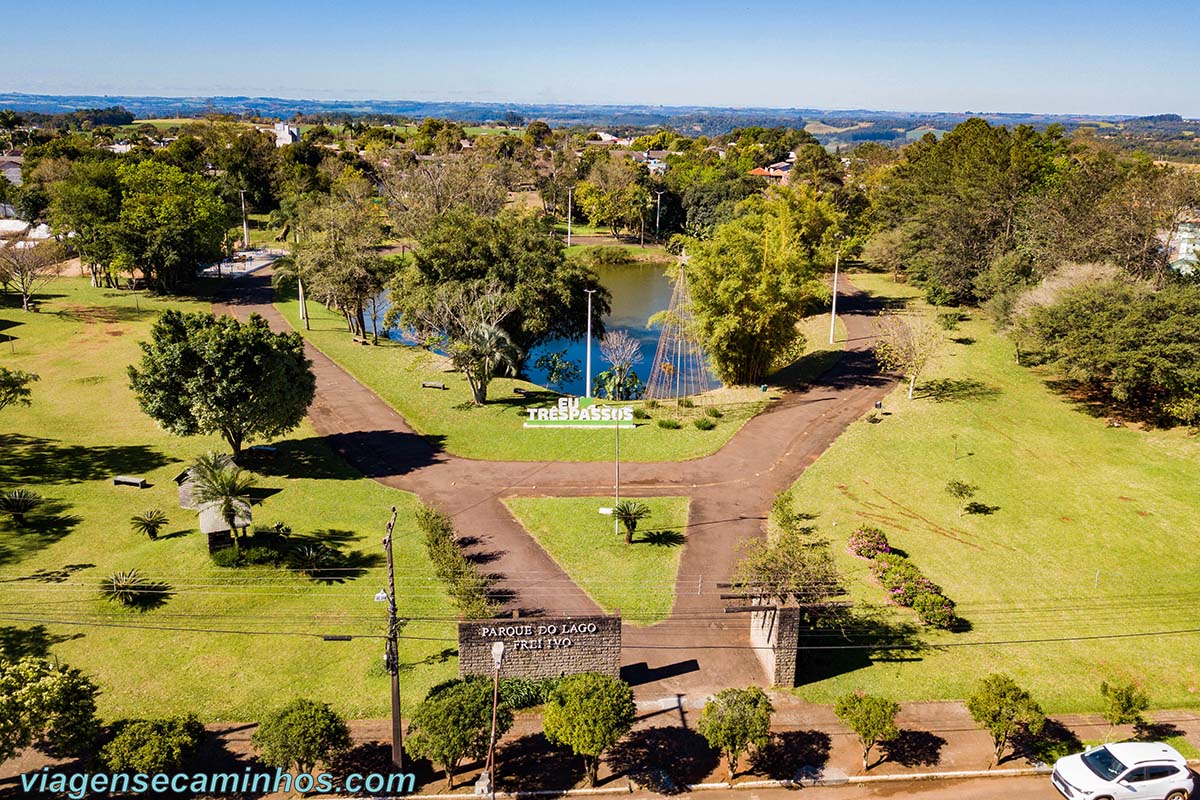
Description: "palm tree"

(130, 509), (169, 540)
(455, 323), (522, 405)
(189, 452), (255, 551)
(613, 500), (652, 545)
(0, 488), (43, 526)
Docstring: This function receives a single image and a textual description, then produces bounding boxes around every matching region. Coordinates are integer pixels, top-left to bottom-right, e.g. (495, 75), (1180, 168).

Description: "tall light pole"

(613, 413), (620, 536)
(584, 289), (595, 398)
(566, 186), (574, 247)
(381, 507), (403, 769)
(482, 641), (505, 800)
(829, 239), (843, 345)
(654, 190), (665, 239)
(238, 189), (250, 252)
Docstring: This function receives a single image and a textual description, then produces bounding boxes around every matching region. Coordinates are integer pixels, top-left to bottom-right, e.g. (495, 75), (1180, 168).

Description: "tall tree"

(696, 687), (774, 781)
(47, 159), (124, 287)
(0, 657), (100, 764)
(598, 330), (644, 401)
(251, 698), (350, 776)
(834, 692), (900, 770)
(405, 679), (514, 789)
(0, 239), (65, 312)
(128, 310), (315, 455)
(543, 673), (635, 786)
(188, 452), (255, 551)
(872, 313), (943, 400)
(375, 148), (507, 236)
(966, 673), (1046, 764)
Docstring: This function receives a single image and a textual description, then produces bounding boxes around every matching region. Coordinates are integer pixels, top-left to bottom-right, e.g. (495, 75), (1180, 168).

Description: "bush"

(848, 527), (890, 558)
(99, 569), (159, 608)
(646, 399), (660, 409)
(210, 547), (240, 567)
(583, 246), (634, 267)
(101, 715), (205, 772)
(936, 311), (964, 330)
(0, 488), (43, 525)
(253, 698), (350, 774)
(704, 407), (724, 418)
(677, 397), (695, 408)
(871, 555), (939, 607)
(415, 505), (497, 618)
(288, 543), (343, 576)
(632, 408), (651, 420)
(656, 419), (682, 430)
(694, 417), (717, 430)
(242, 546), (282, 565)
(913, 591), (957, 629)
(499, 677), (561, 710)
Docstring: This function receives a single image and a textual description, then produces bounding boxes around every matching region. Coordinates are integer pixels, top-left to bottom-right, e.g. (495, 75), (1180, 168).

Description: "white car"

(1052, 742), (1196, 800)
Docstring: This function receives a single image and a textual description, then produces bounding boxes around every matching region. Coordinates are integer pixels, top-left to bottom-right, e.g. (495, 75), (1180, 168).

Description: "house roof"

(198, 500), (252, 534)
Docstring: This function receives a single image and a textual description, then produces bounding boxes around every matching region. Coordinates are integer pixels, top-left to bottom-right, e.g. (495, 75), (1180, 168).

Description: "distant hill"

(0, 92), (1152, 140)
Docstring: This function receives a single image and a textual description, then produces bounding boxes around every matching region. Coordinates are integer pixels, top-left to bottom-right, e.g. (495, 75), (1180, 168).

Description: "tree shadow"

(54, 304), (147, 324)
(771, 348), (846, 391)
(287, 528), (384, 583)
(749, 730), (832, 781)
(1134, 720), (1185, 741)
(398, 647), (458, 674)
(0, 434), (173, 485)
(271, 431), (447, 481)
(0, 499), (82, 566)
(0, 624), (85, 660)
(640, 529), (685, 547)
(881, 729), (947, 767)
(951, 337), (976, 345)
(917, 378), (1002, 403)
(964, 501), (999, 515)
(796, 608), (928, 686)
(332, 742), (435, 795)
(607, 726), (718, 793)
(498, 732), (585, 794)
(1, 562), (94, 584)
(1013, 718), (1082, 766)
(1041, 378), (1173, 427)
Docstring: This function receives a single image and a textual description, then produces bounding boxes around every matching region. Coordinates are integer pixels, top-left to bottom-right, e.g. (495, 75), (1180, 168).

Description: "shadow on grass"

(251, 432), (446, 481)
(964, 501), (1000, 515)
(640, 529), (685, 547)
(398, 647), (458, 674)
(0, 499), (82, 566)
(1041, 378), (1177, 428)
(53, 304), (148, 324)
(1, 562), (94, 584)
(332, 743), (435, 795)
(498, 732), (585, 794)
(607, 726), (718, 793)
(882, 729), (947, 767)
(750, 729), (832, 781)
(289, 528), (384, 583)
(917, 378), (1002, 403)
(796, 607), (927, 685)
(0, 434), (173, 485)
(0, 624), (85, 660)
(1013, 718), (1082, 766)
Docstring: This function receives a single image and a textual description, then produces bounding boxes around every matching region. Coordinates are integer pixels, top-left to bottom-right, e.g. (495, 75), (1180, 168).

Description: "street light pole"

(829, 242), (842, 345)
(382, 507), (403, 769)
(584, 289), (595, 399)
(238, 189), (249, 252)
(614, 414), (620, 536)
(654, 190), (665, 239)
(566, 186), (573, 247)
(479, 641), (506, 800)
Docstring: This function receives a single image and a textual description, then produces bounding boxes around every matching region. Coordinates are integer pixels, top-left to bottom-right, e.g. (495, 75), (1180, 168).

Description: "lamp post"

(654, 190), (665, 239)
(828, 238), (843, 345)
(614, 412), (620, 536)
(566, 186), (574, 247)
(238, 189), (250, 252)
(481, 641), (506, 800)
(584, 289), (595, 398)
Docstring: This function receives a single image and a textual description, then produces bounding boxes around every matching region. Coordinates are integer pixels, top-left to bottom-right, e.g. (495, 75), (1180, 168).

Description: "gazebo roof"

(197, 500), (252, 534)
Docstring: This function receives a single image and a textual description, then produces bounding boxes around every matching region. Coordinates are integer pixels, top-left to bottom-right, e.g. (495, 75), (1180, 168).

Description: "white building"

(272, 122), (299, 147)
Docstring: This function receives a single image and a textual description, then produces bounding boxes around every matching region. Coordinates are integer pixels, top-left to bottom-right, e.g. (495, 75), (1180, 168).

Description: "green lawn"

(0, 278), (457, 721)
(274, 286), (773, 461)
(787, 272), (1200, 713)
(502, 497), (690, 625)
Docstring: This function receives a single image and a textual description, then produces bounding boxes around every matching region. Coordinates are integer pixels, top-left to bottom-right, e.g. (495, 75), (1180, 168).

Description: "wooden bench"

(113, 475), (148, 488)
(352, 337), (372, 346)
(248, 444), (278, 454)
(513, 387), (529, 396)
(421, 381), (447, 390)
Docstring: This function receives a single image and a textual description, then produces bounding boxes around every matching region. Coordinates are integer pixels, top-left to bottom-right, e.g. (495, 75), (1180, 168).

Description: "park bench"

(513, 387), (529, 395)
(112, 475), (148, 488)
(421, 381), (447, 390)
(352, 337), (372, 346)
(247, 444), (277, 454)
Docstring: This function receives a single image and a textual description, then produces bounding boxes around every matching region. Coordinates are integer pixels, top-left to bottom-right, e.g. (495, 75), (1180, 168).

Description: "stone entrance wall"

(750, 605), (801, 687)
(458, 614), (621, 679)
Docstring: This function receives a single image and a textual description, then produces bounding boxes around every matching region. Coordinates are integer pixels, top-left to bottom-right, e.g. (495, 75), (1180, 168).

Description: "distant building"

(0, 155), (22, 186)
(627, 150), (670, 175)
(272, 122), (300, 147)
(1170, 218), (1200, 275)
(749, 161), (793, 183)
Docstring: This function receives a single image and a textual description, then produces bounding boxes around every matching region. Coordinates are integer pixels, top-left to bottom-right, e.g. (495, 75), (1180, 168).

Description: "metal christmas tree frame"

(644, 251), (714, 401)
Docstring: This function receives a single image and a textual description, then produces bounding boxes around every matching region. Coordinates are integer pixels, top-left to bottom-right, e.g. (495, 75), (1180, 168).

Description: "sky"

(7, 0), (1198, 117)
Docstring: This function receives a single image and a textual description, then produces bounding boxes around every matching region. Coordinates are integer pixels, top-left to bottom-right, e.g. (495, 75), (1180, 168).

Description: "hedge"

(415, 505), (497, 619)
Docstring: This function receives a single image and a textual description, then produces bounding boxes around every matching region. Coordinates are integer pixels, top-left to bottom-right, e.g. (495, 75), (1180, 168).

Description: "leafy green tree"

(731, 529), (844, 605)
(391, 209), (609, 355)
(252, 698), (350, 775)
(872, 313), (943, 400)
(532, 350), (580, 391)
(543, 672), (635, 786)
(128, 310), (315, 455)
(1100, 681), (1149, 741)
(376, 148), (507, 236)
(100, 715), (205, 772)
(47, 159), (124, 287)
(612, 500), (651, 545)
(112, 160), (229, 292)
(686, 185), (840, 385)
(966, 673), (1046, 764)
(696, 687), (774, 781)
(0, 368), (38, 412)
(0, 656), (100, 763)
(188, 453), (255, 551)
(944, 480), (978, 516)
(405, 679), (513, 789)
(576, 157), (650, 238)
(834, 692), (900, 770)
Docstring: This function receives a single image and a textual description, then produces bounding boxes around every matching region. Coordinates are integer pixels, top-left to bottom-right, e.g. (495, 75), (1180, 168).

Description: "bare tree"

(373, 150), (507, 237)
(872, 312), (943, 400)
(599, 330), (644, 401)
(0, 240), (66, 312)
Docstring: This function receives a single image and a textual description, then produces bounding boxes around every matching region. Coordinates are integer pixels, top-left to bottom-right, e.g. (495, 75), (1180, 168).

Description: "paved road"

(679, 774), (1060, 800)
(214, 272), (895, 698)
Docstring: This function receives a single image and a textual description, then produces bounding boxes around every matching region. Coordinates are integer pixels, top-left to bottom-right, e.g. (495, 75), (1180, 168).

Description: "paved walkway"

(213, 272), (894, 698)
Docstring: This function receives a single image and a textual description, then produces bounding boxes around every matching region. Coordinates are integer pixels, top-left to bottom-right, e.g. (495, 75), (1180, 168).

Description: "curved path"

(215, 273), (894, 697)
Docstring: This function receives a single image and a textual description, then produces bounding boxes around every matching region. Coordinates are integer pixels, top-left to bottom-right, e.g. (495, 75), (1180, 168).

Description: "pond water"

(373, 261), (679, 397)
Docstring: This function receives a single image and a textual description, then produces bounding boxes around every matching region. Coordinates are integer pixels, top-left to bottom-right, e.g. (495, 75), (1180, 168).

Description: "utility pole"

(614, 414), (620, 536)
(482, 641), (506, 800)
(238, 189), (250, 252)
(382, 507), (403, 769)
(566, 186), (574, 247)
(654, 190), (665, 239)
(584, 289), (595, 398)
(829, 240), (842, 345)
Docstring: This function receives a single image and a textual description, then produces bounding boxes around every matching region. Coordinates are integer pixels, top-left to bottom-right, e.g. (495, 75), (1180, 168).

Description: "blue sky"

(7, 0), (1198, 116)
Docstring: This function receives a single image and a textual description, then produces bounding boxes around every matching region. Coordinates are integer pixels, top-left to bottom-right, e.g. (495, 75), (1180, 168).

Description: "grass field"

(0, 278), (458, 721)
(274, 286), (778, 462)
(789, 272), (1200, 713)
(502, 497), (689, 625)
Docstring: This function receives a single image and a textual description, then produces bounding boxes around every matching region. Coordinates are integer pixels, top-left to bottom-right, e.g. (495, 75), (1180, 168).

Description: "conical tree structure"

(644, 253), (715, 400)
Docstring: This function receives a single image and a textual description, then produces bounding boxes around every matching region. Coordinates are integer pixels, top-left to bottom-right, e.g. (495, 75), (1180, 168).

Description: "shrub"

(646, 399), (660, 409)
(499, 677), (561, 710)
(0, 488), (43, 526)
(407, 679), (513, 789)
(848, 527), (890, 558)
(210, 547), (240, 567)
(242, 546), (282, 565)
(415, 505), (497, 618)
(130, 509), (169, 540)
(288, 543), (342, 576)
(253, 698), (350, 774)
(871, 555), (939, 607)
(705, 407), (724, 418)
(101, 715), (205, 772)
(913, 591), (957, 629)
(694, 417), (717, 430)
(99, 569), (159, 608)
(677, 397), (695, 408)
(632, 408), (651, 420)
(936, 311), (963, 330)
(656, 419), (682, 430)
(583, 245), (634, 267)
